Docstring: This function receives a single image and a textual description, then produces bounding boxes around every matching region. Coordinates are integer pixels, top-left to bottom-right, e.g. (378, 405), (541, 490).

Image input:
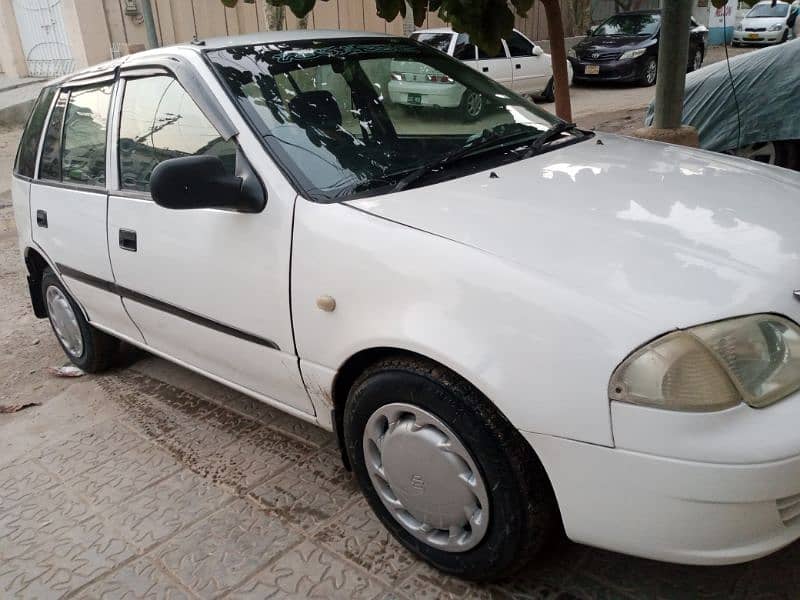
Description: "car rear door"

(105, 66), (312, 415)
(477, 41), (513, 89)
(29, 79), (144, 342)
(506, 31), (550, 95)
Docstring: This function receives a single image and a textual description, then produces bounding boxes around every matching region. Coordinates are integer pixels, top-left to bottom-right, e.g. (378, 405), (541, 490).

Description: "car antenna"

(722, 6), (742, 151)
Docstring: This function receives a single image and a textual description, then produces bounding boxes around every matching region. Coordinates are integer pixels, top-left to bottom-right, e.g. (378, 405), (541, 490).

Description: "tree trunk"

(541, 0), (572, 121)
(652, 0), (691, 129)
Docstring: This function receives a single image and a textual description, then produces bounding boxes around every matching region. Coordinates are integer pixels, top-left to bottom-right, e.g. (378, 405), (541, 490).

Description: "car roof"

(46, 30), (395, 87)
(753, 0), (789, 4)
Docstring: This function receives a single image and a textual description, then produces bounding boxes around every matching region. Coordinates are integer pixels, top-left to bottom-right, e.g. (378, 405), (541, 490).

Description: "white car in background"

(733, 0), (797, 45)
(389, 28), (570, 119)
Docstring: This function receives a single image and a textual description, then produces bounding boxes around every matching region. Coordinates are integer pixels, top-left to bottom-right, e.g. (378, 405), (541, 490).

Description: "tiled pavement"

(3, 358), (800, 600)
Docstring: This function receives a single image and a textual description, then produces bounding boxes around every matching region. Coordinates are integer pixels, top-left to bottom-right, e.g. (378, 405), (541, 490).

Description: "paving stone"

(0, 482), (93, 560)
(156, 498), (301, 598)
(34, 418), (143, 478)
(248, 449), (359, 533)
(0, 460), (59, 513)
(5, 515), (135, 597)
(400, 562), (494, 600)
(65, 443), (182, 512)
(227, 540), (385, 599)
(81, 556), (193, 600)
(102, 469), (232, 552)
(312, 498), (417, 585)
(188, 425), (314, 495)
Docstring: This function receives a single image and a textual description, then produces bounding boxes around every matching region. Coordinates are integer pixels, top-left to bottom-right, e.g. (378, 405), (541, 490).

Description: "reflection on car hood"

(575, 35), (653, 51)
(741, 16), (786, 28)
(348, 134), (800, 331)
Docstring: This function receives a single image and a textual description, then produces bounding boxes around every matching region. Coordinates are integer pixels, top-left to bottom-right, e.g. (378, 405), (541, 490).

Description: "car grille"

(580, 50), (622, 62)
(777, 492), (800, 526)
(745, 27), (767, 32)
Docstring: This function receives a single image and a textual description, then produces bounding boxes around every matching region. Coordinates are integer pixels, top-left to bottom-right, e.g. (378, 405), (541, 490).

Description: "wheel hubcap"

(646, 61), (657, 83)
(363, 403), (489, 552)
(735, 141), (777, 165)
(46, 285), (83, 357)
(465, 93), (482, 117)
(694, 51), (702, 70)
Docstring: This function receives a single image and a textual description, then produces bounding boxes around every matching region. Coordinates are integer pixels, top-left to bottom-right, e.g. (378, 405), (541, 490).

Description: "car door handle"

(36, 209), (47, 228)
(119, 229), (137, 252)
(482, 66), (489, 72)
(515, 63), (522, 69)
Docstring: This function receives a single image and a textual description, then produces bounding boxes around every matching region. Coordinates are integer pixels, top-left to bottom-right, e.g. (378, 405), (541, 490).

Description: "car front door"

(477, 41), (513, 89)
(30, 81), (145, 343)
(506, 31), (549, 95)
(105, 69), (312, 415)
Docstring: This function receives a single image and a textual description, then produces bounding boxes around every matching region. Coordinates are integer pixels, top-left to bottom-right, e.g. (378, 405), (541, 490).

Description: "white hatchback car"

(12, 30), (800, 581)
(733, 0), (797, 45)
(388, 28), (570, 120)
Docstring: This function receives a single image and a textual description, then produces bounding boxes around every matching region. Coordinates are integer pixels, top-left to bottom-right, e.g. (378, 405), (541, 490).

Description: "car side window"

(39, 90), (69, 181)
(14, 86), (55, 178)
(506, 32), (534, 57)
(453, 33), (476, 60)
(61, 85), (112, 186)
(118, 75), (236, 192)
(478, 42), (508, 60)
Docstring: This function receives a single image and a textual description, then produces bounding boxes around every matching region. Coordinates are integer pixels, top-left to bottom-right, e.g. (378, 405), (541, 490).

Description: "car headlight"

(568, 48), (577, 59)
(735, 24), (743, 31)
(609, 314), (800, 411)
(620, 48), (646, 60)
(768, 23), (783, 31)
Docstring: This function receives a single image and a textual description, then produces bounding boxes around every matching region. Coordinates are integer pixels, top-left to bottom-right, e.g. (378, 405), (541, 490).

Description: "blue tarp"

(645, 39), (800, 152)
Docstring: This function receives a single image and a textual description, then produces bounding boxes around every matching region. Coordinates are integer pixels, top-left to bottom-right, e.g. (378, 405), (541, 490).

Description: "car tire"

(460, 90), (484, 121)
(688, 48), (703, 72)
(542, 77), (555, 102)
(640, 57), (657, 86)
(781, 28), (789, 43)
(41, 267), (119, 373)
(733, 140), (800, 171)
(343, 356), (559, 582)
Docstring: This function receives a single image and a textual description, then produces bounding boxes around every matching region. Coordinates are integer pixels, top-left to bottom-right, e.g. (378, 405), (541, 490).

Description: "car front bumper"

(387, 80), (464, 108)
(568, 57), (646, 83)
(524, 428), (800, 565)
(733, 30), (785, 44)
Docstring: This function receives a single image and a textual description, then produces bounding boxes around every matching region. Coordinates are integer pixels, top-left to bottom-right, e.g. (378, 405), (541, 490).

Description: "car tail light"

(425, 74), (454, 84)
(390, 71), (404, 81)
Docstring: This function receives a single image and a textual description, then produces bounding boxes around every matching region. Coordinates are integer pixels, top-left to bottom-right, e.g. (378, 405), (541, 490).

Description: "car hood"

(575, 35), (653, 51)
(347, 134), (800, 333)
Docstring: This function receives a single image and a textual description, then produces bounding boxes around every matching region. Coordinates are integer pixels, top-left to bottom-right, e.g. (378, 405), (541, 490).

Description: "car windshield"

(410, 32), (453, 53)
(207, 37), (570, 202)
(592, 13), (661, 36)
(747, 3), (789, 17)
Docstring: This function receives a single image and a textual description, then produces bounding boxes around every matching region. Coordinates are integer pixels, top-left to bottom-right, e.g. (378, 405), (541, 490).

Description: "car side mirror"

(532, 45), (544, 56)
(586, 26), (596, 36)
(150, 154), (266, 213)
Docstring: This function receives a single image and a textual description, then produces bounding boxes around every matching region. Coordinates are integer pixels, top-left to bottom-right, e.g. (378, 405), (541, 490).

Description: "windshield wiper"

(391, 129), (532, 192)
(520, 121), (579, 160)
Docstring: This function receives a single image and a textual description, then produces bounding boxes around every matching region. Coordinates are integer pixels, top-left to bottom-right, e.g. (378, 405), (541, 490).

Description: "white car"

(12, 30), (800, 581)
(388, 28), (570, 119)
(733, 0), (797, 45)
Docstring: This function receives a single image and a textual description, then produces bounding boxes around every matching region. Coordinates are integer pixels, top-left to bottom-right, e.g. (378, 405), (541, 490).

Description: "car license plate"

(407, 93), (422, 105)
(747, 33), (759, 40)
(585, 64), (600, 75)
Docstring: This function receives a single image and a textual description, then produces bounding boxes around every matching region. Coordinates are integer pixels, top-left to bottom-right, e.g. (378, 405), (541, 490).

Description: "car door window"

(118, 75), (236, 192)
(506, 32), (534, 57)
(453, 33), (477, 60)
(14, 86), (55, 178)
(39, 90), (68, 181)
(61, 85), (112, 186)
(478, 43), (508, 59)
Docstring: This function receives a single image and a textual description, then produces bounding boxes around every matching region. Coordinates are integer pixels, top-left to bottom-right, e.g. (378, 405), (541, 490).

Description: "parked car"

(644, 38), (800, 171)
(389, 27), (570, 118)
(12, 30), (800, 581)
(568, 10), (708, 86)
(733, 0), (797, 46)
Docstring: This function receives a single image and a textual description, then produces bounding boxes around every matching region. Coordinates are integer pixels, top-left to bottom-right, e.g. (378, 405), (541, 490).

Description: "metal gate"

(12, 0), (74, 77)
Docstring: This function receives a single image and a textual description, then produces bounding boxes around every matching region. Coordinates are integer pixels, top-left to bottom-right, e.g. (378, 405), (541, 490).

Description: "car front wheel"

(733, 140), (800, 171)
(343, 356), (559, 581)
(640, 57), (657, 86)
(460, 90), (484, 121)
(689, 48), (703, 72)
(41, 267), (118, 373)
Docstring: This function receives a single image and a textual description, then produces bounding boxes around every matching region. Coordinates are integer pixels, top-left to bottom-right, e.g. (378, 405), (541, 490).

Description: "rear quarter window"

(14, 86), (55, 178)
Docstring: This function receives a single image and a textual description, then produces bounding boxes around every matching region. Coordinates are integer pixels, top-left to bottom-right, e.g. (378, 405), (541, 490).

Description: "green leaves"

(219, 0), (540, 54)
